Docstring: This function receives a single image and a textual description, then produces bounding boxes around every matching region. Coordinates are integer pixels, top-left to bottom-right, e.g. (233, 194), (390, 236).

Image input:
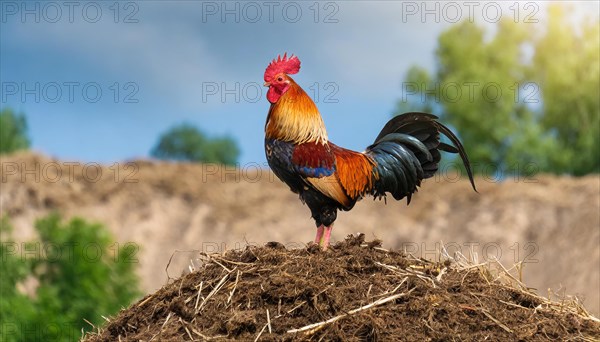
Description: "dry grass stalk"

(287, 288), (416, 335)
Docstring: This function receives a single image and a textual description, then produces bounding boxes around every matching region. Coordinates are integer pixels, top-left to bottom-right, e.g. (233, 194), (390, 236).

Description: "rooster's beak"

(263, 82), (270, 87)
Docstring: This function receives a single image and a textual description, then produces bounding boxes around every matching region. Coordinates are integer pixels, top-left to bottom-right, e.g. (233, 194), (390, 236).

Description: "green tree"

(0, 217), (37, 341)
(0, 108), (30, 154)
(151, 123), (240, 165)
(530, 5), (600, 175)
(395, 66), (436, 114)
(0, 214), (141, 341)
(396, 4), (599, 176)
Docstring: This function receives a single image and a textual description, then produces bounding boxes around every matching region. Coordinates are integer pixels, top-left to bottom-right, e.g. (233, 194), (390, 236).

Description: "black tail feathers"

(366, 112), (477, 203)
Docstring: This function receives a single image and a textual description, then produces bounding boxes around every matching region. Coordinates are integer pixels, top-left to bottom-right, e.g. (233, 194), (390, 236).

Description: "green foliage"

(151, 123), (240, 165)
(530, 5), (600, 175)
(0, 214), (141, 341)
(0, 108), (30, 154)
(0, 217), (37, 341)
(395, 66), (436, 114)
(396, 4), (599, 176)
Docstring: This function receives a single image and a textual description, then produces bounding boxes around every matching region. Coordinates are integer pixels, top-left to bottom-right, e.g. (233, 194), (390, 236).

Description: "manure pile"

(84, 235), (599, 341)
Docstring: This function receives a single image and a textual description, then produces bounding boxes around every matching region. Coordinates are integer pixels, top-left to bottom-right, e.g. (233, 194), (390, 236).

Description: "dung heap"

(84, 235), (599, 341)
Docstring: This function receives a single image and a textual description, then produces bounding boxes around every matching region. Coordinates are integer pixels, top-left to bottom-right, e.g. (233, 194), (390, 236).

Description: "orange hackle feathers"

(264, 53), (301, 82)
(265, 79), (328, 145)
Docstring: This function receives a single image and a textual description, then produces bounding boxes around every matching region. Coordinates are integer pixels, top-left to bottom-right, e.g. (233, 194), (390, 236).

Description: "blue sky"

(1, 1), (597, 165)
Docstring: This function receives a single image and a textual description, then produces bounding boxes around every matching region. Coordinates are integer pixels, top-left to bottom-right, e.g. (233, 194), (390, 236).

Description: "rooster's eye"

(277, 77), (283, 82)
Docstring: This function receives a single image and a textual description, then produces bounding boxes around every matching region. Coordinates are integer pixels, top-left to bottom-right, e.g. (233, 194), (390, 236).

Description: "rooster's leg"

(314, 225), (325, 244)
(319, 225), (333, 250)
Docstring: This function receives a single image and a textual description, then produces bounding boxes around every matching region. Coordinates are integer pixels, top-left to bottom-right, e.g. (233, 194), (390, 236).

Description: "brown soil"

(83, 235), (600, 341)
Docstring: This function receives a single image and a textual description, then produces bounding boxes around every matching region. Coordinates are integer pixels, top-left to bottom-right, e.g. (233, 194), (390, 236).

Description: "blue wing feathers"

(296, 165), (335, 178)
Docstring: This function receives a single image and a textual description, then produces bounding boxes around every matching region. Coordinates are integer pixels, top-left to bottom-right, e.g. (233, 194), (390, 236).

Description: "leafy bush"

(0, 108), (30, 154)
(151, 123), (240, 165)
(0, 214), (141, 341)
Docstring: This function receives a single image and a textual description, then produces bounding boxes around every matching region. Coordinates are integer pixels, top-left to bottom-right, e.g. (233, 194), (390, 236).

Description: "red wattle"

(267, 87), (281, 103)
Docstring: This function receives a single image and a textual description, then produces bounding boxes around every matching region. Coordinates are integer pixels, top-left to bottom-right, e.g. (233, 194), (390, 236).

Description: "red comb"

(264, 53), (301, 82)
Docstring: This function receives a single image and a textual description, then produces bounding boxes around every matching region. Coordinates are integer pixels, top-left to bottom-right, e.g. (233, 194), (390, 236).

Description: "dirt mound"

(2, 152), (599, 316)
(83, 235), (599, 341)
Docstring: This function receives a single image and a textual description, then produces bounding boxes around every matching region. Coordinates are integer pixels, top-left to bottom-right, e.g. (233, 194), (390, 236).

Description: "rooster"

(263, 53), (476, 249)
